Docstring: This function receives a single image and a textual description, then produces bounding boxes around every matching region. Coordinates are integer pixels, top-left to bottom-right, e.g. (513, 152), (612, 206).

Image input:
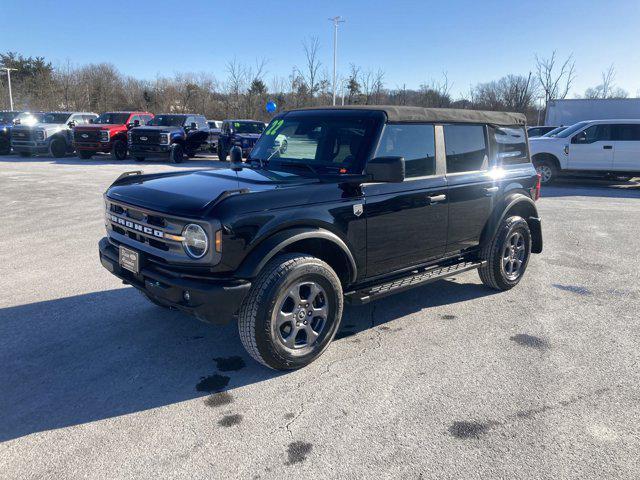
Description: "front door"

(364, 123), (448, 278)
(568, 123), (613, 171)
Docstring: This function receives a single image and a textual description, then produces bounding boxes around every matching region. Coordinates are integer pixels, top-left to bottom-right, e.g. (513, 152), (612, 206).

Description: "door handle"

(484, 186), (499, 196)
(427, 194), (446, 203)
(603, 145), (613, 150)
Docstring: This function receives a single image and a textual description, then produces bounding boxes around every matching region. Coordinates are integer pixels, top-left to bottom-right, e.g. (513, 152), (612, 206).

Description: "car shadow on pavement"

(541, 179), (640, 199)
(0, 287), (280, 442)
(0, 278), (495, 442)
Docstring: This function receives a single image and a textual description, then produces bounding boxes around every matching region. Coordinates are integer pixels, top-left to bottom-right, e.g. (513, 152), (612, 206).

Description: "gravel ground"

(0, 153), (639, 480)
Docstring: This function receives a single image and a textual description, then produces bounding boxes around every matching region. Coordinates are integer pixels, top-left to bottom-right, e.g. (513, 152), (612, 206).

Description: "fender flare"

(235, 227), (358, 283)
(481, 193), (543, 254)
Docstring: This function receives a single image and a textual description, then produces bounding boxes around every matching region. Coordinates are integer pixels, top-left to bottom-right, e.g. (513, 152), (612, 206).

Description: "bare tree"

(301, 36), (322, 101)
(535, 51), (576, 108)
(584, 64), (628, 99)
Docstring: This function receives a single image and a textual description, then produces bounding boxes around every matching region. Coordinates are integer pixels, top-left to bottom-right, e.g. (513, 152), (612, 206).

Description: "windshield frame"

(251, 110), (385, 175)
(147, 115), (187, 127)
(42, 112), (72, 124)
(541, 126), (567, 138)
(555, 121), (590, 138)
(0, 112), (20, 124)
(93, 112), (131, 125)
(232, 121), (265, 134)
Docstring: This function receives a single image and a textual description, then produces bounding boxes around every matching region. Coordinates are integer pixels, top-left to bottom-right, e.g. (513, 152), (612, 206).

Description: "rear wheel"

(170, 143), (184, 163)
(111, 139), (128, 160)
(238, 253), (343, 370)
(50, 138), (67, 158)
(478, 216), (531, 291)
(78, 151), (94, 159)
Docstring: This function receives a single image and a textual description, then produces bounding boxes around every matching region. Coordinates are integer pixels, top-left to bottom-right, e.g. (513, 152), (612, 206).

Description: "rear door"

(443, 124), (494, 253)
(364, 123), (448, 278)
(611, 123), (640, 171)
(568, 123), (613, 170)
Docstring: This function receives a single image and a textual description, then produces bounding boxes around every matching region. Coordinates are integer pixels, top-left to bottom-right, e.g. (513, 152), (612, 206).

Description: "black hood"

(132, 125), (183, 133)
(106, 167), (318, 217)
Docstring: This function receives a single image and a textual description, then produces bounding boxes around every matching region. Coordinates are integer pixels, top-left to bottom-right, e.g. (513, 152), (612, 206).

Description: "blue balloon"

(266, 101), (277, 113)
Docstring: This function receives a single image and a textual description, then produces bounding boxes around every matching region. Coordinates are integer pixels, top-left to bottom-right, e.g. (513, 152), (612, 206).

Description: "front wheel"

(478, 216), (531, 291)
(238, 253), (344, 370)
(170, 143), (184, 163)
(111, 139), (128, 160)
(50, 138), (67, 158)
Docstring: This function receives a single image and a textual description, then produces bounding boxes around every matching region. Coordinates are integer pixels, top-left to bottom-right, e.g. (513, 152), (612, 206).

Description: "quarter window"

(611, 124), (640, 141)
(493, 126), (528, 165)
(375, 124), (435, 178)
(444, 125), (488, 173)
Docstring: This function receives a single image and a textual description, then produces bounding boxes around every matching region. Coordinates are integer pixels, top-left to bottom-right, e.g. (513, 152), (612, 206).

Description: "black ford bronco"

(99, 106), (542, 370)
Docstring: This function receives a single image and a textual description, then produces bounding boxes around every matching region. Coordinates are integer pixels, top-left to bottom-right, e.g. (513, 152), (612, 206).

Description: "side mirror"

(230, 145), (243, 170)
(68, 121), (76, 128)
(190, 122), (198, 130)
(365, 156), (405, 183)
(88, 118), (94, 124)
(13, 119), (20, 125)
(572, 131), (587, 144)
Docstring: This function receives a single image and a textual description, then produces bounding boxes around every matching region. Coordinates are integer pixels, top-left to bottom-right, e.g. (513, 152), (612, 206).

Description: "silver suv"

(11, 111), (98, 158)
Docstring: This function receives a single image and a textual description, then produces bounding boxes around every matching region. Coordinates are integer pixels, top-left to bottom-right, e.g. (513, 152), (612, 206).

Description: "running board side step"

(344, 260), (486, 305)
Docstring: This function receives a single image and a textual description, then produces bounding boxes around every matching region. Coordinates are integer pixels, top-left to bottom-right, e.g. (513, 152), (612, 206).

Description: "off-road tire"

(170, 143), (184, 163)
(111, 139), (128, 160)
(50, 138), (67, 158)
(238, 253), (344, 370)
(478, 215), (531, 291)
(78, 151), (94, 159)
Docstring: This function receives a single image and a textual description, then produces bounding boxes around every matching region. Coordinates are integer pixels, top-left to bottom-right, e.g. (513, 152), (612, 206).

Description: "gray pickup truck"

(11, 111), (98, 157)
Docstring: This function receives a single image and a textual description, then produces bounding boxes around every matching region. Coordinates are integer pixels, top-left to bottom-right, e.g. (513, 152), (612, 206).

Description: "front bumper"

(99, 237), (251, 324)
(74, 141), (111, 153)
(129, 144), (171, 157)
(11, 141), (49, 154)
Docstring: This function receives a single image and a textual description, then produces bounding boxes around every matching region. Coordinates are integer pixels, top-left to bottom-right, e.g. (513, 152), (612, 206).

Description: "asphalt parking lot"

(1, 154), (639, 479)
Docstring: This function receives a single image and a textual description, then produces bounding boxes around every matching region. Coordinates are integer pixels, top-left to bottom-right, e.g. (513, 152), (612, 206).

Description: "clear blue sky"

(1, 0), (639, 98)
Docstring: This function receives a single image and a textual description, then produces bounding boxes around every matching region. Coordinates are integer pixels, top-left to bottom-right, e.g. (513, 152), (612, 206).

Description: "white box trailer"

(545, 98), (640, 126)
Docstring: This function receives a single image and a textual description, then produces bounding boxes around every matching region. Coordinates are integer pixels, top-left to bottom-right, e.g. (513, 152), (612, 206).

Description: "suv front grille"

(12, 129), (33, 141)
(132, 130), (161, 144)
(75, 130), (100, 142)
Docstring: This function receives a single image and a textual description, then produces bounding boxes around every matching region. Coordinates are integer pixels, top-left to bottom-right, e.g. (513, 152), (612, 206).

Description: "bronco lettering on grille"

(108, 213), (164, 238)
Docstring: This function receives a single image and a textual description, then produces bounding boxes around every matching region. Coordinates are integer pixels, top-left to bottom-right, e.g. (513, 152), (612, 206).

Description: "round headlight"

(182, 224), (208, 258)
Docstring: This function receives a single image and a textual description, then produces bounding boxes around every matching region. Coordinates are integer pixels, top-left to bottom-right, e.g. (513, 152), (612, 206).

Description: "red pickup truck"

(73, 111), (153, 160)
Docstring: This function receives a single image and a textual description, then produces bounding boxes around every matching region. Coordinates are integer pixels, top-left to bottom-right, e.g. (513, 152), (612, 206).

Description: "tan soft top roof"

(285, 105), (526, 126)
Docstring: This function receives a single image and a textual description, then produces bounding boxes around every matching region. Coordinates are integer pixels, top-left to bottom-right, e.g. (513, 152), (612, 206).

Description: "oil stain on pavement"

(510, 333), (549, 350)
(205, 391), (234, 408)
(448, 421), (497, 439)
(218, 414), (243, 427)
(286, 441), (313, 465)
(196, 374), (230, 392)
(552, 284), (592, 295)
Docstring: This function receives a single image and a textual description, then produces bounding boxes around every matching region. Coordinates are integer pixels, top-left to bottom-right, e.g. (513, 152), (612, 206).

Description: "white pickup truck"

(529, 119), (640, 183)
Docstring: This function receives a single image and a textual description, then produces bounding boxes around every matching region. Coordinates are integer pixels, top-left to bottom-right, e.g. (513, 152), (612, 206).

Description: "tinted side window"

(444, 125), (487, 173)
(493, 126), (529, 165)
(375, 124), (435, 178)
(611, 124), (640, 141)
(578, 124), (610, 143)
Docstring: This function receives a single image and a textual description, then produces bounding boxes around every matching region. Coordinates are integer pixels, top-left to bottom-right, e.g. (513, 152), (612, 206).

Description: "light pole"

(328, 16), (345, 106)
(1, 68), (17, 111)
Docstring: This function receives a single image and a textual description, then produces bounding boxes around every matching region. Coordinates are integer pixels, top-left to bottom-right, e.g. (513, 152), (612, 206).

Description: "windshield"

(93, 112), (130, 125)
(15, 112), (44, 126)
(0, 112), (19, 124)
(542, 126), (567, 137)
(147, 115), (185, 127)
(556, 121), (590, 138)
(251, 114), (379, 174)
(233, 121), (265, 134)
(42, 112), (71, 124)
